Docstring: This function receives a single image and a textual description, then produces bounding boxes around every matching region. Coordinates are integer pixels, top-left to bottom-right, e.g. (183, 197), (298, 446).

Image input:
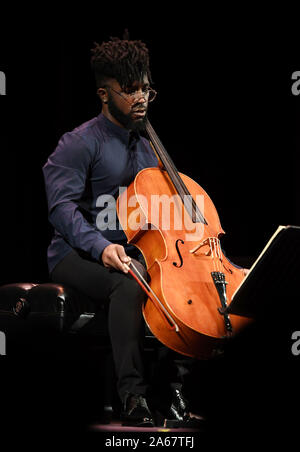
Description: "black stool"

(0, 281), (159, 424)
(0, 281), (118, 424)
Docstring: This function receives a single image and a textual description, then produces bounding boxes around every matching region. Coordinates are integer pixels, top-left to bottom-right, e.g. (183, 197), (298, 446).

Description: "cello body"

(117, 166), (251, 359)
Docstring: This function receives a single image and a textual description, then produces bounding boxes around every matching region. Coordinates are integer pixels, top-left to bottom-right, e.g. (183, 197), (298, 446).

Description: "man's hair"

(90, 30), (153, 90)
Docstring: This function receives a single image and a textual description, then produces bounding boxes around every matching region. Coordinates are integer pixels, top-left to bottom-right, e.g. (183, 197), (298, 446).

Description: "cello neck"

(145, 119), (207, 225)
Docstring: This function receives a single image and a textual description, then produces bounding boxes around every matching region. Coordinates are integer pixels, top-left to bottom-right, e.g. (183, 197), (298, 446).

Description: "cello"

(117, 119), (251, 359)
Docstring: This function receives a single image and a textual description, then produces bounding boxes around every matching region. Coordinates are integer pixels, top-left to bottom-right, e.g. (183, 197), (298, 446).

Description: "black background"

(0, 11), (299, 285)
(0, 7), (299, 446)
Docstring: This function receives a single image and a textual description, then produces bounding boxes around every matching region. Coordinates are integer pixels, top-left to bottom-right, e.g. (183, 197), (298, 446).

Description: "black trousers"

(51, 248), (149, 403)
(50, 248), (198, 410)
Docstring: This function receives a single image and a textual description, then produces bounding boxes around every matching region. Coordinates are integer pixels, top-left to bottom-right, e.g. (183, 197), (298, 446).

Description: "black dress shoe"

(164, 384), (206, 429)
(121, 394), (155, 427)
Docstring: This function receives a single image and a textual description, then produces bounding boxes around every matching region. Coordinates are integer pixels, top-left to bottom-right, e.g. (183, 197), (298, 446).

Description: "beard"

(107, 96), (147, 132)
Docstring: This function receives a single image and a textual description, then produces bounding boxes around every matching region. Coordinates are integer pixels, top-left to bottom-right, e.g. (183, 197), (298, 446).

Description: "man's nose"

(135, 89), (148, 102)
(133, 93), (147, 107)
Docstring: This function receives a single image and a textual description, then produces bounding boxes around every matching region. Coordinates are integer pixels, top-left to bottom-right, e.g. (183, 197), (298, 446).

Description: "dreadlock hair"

(90, 30), (153, 90)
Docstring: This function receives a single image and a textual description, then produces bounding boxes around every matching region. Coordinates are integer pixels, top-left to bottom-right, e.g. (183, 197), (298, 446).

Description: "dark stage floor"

(90, 420), (200, 432)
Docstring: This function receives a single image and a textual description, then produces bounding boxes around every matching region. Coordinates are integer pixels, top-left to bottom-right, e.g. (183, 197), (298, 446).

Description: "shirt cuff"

(91, 238), (112, 262)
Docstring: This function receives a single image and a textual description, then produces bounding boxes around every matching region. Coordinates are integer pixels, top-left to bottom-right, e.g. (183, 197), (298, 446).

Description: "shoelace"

(174, 389), (188, 412)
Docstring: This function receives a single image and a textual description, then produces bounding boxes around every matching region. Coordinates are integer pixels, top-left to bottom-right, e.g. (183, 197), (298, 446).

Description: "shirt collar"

(97, 112), (140, 147)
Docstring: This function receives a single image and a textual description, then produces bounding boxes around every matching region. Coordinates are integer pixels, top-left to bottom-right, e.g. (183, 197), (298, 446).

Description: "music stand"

(222, 225), (300, 319)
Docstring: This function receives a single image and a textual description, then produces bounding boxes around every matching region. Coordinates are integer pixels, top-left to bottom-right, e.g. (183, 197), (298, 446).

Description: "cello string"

(213, 238), (219, 272)
(147, 129), (193, 228)
(147, 123), (203, 227)
(146, 122), (186, 198)
(215, 238), (222, 273)
(216, 238), (222, 273)
(211, 238), (216, 272)
(209, 237), (216, 272)
(146, 121), (206, 224)
(146, 122), (196, 214)
(214, 238), (219, 272)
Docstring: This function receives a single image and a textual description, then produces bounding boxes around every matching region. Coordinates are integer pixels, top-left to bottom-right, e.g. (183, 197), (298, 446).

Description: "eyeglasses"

(104, 85), (157, 104)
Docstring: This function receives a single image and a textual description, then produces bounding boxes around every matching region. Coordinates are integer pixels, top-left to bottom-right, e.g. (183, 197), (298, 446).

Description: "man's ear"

(97, 87), (108, 103)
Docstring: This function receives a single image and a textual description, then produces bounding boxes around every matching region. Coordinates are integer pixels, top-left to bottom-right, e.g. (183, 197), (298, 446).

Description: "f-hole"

(173, 239), (184, 268)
